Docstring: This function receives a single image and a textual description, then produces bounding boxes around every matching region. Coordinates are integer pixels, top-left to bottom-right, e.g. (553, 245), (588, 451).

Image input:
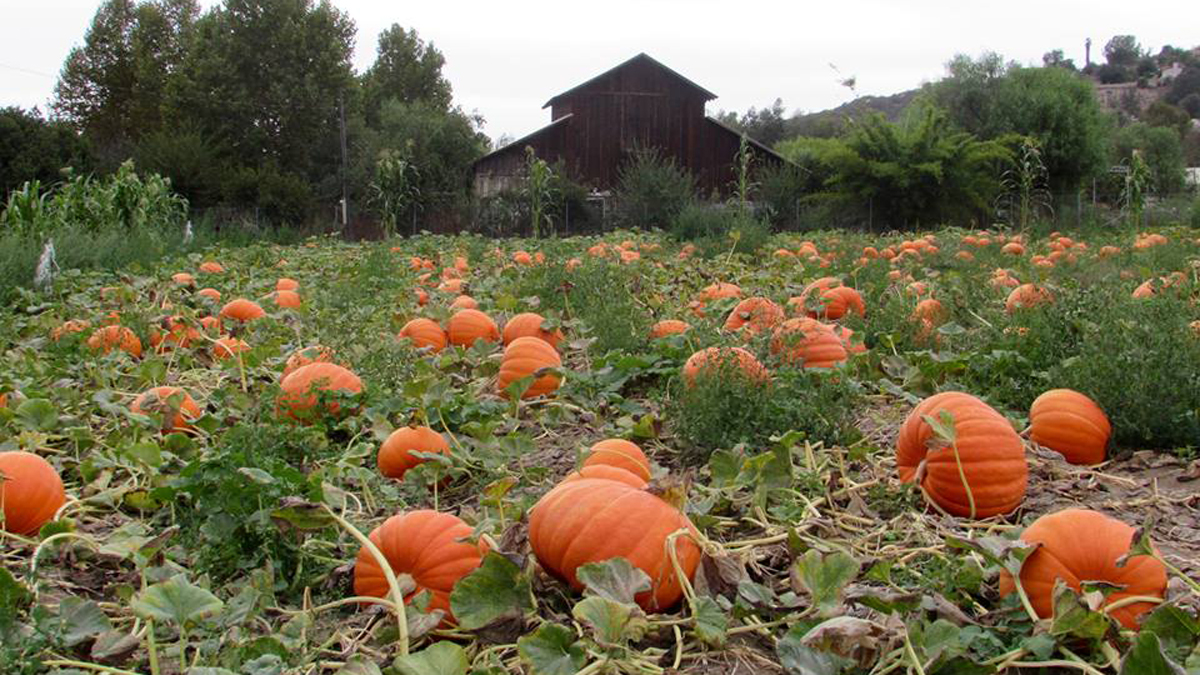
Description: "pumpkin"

(51, 319), (91, 341)
(198, 261), (225, 274)
(283, 346), (335, 380)
(131, 386), (201, 432)
(0, 451), (66, 535)
(513, 250), (533, 265)
(449, 295), (478, 310)
(198, 316), (222, 335)
(561, 464), (648, 488)
(650, 319), (690, 339)
(150, 316), (200, 351)
(278, 362), (363, 420)
(1001, 242), (1025, 255)
(794, 279), (864, 320)
(998, 509), (1167, 630)
(529, 478), (701, 611)
(398, 318), (447, 353)
(378, 426), (450, 480)
(414, 289), (429, 306)
(353, 510), (486, 622)
(172, 272), (195, 285)
(770, 318), (847, 368)
(276, 278), (299, 291)
(1005, 284), (1052, 313)
(87, 326), (143, 358)
(503, 312), (563, 348)
(911, 298), (947, 325)
(682, 347), (768, 386)
(724, 297), (785, 335)
(832, 324), (867, 355)
(582, 439), (652, 481)
(895, 392), (1027, 518)
(447, 309), (500, 347)
(213, 337), (250, 360)
(691, 282), (742, 316)
(497, 337), (562, 398)
(196, 287), (221, 301)
(269, 290), (302, 309)
(220, 298), (266, 322)
(437, 278), (465, 294)
(1028, 389), (1111, 465)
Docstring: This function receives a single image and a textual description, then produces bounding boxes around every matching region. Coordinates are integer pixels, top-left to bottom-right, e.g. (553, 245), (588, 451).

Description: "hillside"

(786, 88), (920, 137)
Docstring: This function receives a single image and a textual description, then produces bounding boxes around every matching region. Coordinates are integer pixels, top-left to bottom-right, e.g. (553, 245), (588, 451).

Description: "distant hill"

(785, 89), (920, 138)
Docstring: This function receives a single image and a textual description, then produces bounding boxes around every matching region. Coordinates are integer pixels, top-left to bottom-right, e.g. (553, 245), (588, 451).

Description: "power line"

(0, 62), (57, 79)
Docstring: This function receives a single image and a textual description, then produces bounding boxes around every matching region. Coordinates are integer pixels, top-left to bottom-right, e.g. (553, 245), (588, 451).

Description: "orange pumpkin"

(377, 426), (450, 480)
(582, 439), (652, 482)
(529, 478), (700, 611)
(277, 362), (363, 420)
(449, 295), (478, 310)
(1005, 284), (1052, 313)
(51, 319), (92, 341)
(276, 278), (299, 291)
(220, 298), (266, 322)
(150, 316), (201, 351)
(131, 386), (201, 432)
(0, 451), (66, 535)
(724, 297), (784, 335)
(446, 309), (500, 347)
(196, 288), (222, 301)
(560, 464), (648, 488)
(691, 282), (742, 317)
(502, 313), (563, 348)
(682, 347), (768, 386)
(650, 320), (690, 339)
(398, 318), (447, 353)
(198, 261), (225, 274)
(172, 272), (195, 286)
(282, 346), (334, 380)
(497, 337), (562, 398)
(212, 337), (250, 360)
(353, 510), (486, 623)
(770, 318), (847, 368)
(87, 326), (143, 358)
(269, 290), (302, 309)
(513, 250), (533, 265)
(895, 392), (1027, 518)
(1028, 389), (1111, 465)
(998, 509), (1167, 630)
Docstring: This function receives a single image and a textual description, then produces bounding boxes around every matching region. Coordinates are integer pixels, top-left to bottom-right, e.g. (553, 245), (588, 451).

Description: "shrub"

(669, 203), (771, 257)
(613, 147), (695, 229)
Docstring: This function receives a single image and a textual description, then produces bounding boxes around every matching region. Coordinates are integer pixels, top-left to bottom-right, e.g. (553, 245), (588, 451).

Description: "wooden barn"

(473, 53), (785, 197)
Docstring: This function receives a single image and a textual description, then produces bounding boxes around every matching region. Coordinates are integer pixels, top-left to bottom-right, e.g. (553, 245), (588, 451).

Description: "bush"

(669, 203), (771, 257)
(613, 147), (695, 229)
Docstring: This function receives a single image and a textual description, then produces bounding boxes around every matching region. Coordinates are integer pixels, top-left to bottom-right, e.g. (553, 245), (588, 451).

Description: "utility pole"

(339, 94), (349, 229)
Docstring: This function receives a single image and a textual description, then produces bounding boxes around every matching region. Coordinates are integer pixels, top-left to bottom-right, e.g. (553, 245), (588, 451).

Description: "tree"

(1143, 100), (1192, 138)
(1096, 63), (1133, 84)
(361, 25), (452, 123)
(718, 99), (790, 147)
(1110, 123), (1186, 195)
(0, 107), (91, 196)
(923, 52), (1014, 139)
(1042, 50), (1076, 71)
(1166, 66), (1200, 107)
(1104, 35), (1142, 68)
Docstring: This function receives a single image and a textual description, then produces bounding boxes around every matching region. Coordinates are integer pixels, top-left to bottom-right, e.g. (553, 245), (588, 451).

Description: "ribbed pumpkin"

(911, 298), (947, 324)
(529, 478), (701, 611)
(196, 288), (222, 301)
(649, 320), (690, 339)
(724, 297), (785, 335)
(282, 345), (335, 380)
(582, 439), (652, 482)
(130, 386), (201, 432)
(497, 337), (562, 398)
(682, 347), (768, 386)
(447, 309), (500, 347)
(220, 298), (266, 322)
(998, 509), (1167, 630)
(690, 282), (742, 316)
(560, 464), (648, 488)
(1028, 389), (1111, 465)
(212, 337), (250, 360)
(353, 510), (486, 622)
(150, 316), (200, 351)
(502, 312), (563, 348)
(0, 451), (66, 535)
(198, 261), (225, 274)
(513, 250), (533, 265)
(172, 272), (195, 285)
(276, 278), (299, 291)
(793, 278), (865, 320)
(269, 290), (302, 309)
(770, 318), (847, 368)
(87, 325), (143, 358)
(895, 392), (1027, 518)
(378, 426), (450, 480)
(449, 295), (478, 310)
(398, 318), (447, 353)
(1005, 284), (1052, 313)
(278, 362), (363, 420)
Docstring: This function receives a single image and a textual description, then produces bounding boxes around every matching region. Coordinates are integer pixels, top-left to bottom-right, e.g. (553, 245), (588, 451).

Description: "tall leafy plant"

(370, 148), (420, 237)
(995, 137), (1053, 232)
(524, 146), (555, 238)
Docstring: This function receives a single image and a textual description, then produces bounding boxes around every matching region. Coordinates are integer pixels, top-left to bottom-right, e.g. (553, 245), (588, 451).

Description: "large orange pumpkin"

(724, 297), (784, 335)
(502, 313), (563, 348)
(276, 278), (299, 291)
(447, 309), (500, 347)
(560, 464), (648, 488)
(1028, 389), (1111, 465)
(87, 325), (143, 358)
(998, 509), (1167, 630)
(895, 392), (1027, 518)
(793, 278), (865, 320)
(529, 478), (701, 611)
(377, 426), (450, 480)
(770, 318), (847, 368)
(582, 439), (652, 482)
(650, 320), (690, 339)
(282, 346), (335, 380)
(0, 451), (66, 535)
(398, 318), (447, 353)
(212, 337), (250, 360)
(690, 282), (742, 316)
(353, 510), (486, 622)
(278, 362), (363, 420)
(1005, 284), (1052, 313)
(130, 386), (201, 432)
(682, 347), (768, 386)
(220, 298), (266, 322)
(269, 290), (302, 309)
(497, 337), (562, 398)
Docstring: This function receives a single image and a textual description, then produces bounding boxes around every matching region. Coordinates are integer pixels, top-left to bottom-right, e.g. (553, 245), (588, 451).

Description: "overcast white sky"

(1, 1), (1196, 142)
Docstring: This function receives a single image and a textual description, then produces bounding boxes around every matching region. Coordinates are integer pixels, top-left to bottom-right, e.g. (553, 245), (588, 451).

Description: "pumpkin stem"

(948, 438), (977, 520)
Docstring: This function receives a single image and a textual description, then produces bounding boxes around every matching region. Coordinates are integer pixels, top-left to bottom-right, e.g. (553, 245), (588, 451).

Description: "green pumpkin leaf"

(449, 551), (533, 630)
(790, 549), (861, 616)
(576, 557), (651, 605)
(15, 398), (57, 431)
(945, 535), (1038, 578)
(1140, 605), (1200, 663)
(1120, 631), (1187, 675)
(90, 630), (140, 661)
(393, 642), (469, 675)
(0, 566), (33, 615)
(242, 654), (284, 675)
(572, 596), (647, 646)
(517, 622), (587, 675)
(56, 596), (112, 647)
(1050, 580), (1112, 642)
(131, 574), (224, 627)
(336, 657), (383, 675)
(777, 624), (846, 675)
(692, 595), (728, 646)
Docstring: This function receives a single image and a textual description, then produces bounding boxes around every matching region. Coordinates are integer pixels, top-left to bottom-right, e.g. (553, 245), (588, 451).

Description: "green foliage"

(613, 147), (696, 229)
(995, 137), (1053, 230)
(371, 148), (420, 238)
(669, 203), (771, 257)
(0, 107), (91, 197)
(525, 147), (556, 238)
(1104, 35), (1143, 68)
(1111, 123), (1187, 195)
(360, 24), (453, 123)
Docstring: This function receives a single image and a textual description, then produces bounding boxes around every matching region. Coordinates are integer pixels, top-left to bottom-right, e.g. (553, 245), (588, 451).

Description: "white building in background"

(1185, 167), (1200, 188)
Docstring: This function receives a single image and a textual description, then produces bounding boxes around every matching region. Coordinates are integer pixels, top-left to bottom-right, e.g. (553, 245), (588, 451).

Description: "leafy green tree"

(1104, 35), (1142, 67)
(1042, 50), (1076, 71)
(716, 99), (790, 147)
(1166, 66), (1200, 107)
(0, 107), (91, 196)
(361, 25), (452, 123)
(1111, 123), (1186, 194)
(821, 106), (1011, 230)
(1143, 100), (1192, 138)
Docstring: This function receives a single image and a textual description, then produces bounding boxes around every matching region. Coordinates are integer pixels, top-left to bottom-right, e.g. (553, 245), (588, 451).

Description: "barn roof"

(542, 52), (717, 108)
(475, 113), (573, 165)
(703, 115), (789, 164)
